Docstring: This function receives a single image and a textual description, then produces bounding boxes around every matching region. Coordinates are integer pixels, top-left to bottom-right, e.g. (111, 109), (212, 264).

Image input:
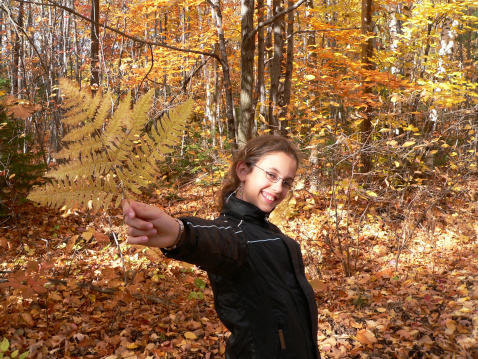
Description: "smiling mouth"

(261, 191), (277, 203)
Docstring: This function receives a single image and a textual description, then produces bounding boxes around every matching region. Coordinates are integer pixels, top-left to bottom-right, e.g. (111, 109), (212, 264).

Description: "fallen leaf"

(402, 141), (416, 147)
(66, 235), (78, 253)
(94, 231), (110, 243)
(21, 312), (34, 326)
(309, 279), (327, 291)
(82, 231), (93, 241)
(418, 335), (434, 345)
(356, 329), (377, 345)
(446, 319), (457, 331)
(397, 329), (411, 339)
(184, 332), (197, 340)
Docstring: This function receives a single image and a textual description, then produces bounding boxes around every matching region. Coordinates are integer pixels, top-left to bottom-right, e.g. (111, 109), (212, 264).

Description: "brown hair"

(217, 135), (300, 211)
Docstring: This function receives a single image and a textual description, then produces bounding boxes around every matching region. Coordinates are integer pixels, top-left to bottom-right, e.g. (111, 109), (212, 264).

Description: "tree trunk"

(465, 8), (472, 62)
(401, 3), (413, 80)
(265, 0), (273, 125)
(257, 0), (267, 131)
(305, 0), (320, 192)
(209, 0), (236, 145)
(387, 5), (400, 75)
(277, 0), (294, 136)
(439, 17), (455, 60)
(73, 0), (81, 83)
(268, 0), (283, 135)
(238, 0), (255, 146)
(90, 0), (100, 91)
(12, 0), (24, 96)
(0, 10), (3, 48)
(203, 53), (215, 147)
(360, 0), (373, 174)
(61, 0), (69, 79)
(213, 50), (221, 148)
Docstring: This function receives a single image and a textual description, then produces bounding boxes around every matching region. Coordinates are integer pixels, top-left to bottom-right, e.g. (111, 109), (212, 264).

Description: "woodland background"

(1, 0), (478, 358)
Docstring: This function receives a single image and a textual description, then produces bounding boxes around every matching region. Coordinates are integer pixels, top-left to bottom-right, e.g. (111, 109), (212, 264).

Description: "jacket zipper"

(278, 329), (286, 350)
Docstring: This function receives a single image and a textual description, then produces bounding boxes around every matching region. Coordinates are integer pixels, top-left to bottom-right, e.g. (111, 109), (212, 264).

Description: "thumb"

(124, 200), (163, 221)
(122, 199), (136, 219)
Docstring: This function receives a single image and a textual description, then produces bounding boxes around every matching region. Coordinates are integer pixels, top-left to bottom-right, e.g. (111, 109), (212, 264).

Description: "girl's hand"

(122, 199), (180, 248)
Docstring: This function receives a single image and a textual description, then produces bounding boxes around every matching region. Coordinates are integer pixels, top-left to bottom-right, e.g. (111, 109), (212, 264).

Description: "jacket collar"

(221, 193), (270, 228)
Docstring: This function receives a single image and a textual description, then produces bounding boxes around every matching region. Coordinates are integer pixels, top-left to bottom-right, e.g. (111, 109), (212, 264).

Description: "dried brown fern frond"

(28, 79), (194, 214)
(56, 83), (113, 160)
(143, 98), (195, 161)
(60, 80), (104, 127)
(61, 91), (112, 144)
(55, 137), (104, 161)
(103, 92), (132, 149)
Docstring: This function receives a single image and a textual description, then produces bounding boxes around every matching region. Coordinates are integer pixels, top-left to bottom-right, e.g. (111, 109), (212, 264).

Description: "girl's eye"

(283, 181), (292, 189)
(267, 171), (279, 181)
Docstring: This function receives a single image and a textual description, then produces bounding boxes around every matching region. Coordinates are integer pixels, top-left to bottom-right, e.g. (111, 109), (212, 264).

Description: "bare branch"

(9, 0), (221, 62)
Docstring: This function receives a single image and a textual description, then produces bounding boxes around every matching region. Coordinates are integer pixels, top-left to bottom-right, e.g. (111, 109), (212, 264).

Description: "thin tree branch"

(10, 0), (221, 63)
(294, 27), (377, 34)
(139, 44), (155, 91)
(181, 57), (211, 93)
(0, 2), (50, 76)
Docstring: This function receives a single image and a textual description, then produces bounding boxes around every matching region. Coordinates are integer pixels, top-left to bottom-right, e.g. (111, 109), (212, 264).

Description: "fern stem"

(108, 216), (127, 284)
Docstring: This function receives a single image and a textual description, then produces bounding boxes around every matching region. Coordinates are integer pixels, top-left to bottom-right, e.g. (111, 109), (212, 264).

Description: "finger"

(127, 200), (164, 221)
(126, 235), (149, 245)
(124, 215), (154, 230)
(127, 226), (157, 238)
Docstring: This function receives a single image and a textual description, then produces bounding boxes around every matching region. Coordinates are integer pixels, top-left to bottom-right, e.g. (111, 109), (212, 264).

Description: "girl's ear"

(236, 161), (250, 181)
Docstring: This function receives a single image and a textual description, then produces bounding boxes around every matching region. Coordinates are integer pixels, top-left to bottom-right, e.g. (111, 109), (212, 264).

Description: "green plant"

(0, 116), (43, 213)
(158, 127), (229, 187)
(0, 97), (46, 219)
(188, 277), (206, 300)
(0, 337), (29, 359)
(352, 290), (370, 309)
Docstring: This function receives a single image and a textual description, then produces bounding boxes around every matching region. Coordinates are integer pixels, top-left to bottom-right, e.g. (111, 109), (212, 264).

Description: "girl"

(123, 135), (320, 358)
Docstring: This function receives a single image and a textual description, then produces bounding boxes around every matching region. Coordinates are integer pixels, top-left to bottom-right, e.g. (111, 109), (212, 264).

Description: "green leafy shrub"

(0, 102), (46, 218)
(158, 127), (231, 188)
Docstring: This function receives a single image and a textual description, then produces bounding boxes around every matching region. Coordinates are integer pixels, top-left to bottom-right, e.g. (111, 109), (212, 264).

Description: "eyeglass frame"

(248, 162), (295, 191)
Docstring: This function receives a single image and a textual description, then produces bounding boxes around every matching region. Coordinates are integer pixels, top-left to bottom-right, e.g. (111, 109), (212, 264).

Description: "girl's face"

(236, 151), (297, 213)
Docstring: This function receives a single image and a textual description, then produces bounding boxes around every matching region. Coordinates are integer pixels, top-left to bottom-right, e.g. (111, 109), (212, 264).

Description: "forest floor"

(1, 182), (478, 359)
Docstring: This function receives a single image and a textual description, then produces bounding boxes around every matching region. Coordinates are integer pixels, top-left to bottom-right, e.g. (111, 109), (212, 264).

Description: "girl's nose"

(270, 179), (284, 192)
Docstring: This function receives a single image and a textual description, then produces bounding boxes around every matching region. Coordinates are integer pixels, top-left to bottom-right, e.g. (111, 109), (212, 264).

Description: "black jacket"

(162, 195), (320, 359)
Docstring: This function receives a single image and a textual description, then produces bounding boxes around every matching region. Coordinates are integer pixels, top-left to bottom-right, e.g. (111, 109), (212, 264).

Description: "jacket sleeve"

(161, 216), (248, 277)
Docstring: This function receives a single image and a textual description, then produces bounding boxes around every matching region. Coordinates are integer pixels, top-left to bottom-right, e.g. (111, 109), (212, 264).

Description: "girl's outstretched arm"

(122, 199), (180, 248)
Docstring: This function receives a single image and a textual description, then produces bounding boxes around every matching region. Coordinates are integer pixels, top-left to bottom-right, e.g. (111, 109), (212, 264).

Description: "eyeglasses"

(250, 163), (295, 191)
